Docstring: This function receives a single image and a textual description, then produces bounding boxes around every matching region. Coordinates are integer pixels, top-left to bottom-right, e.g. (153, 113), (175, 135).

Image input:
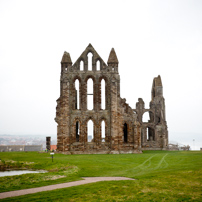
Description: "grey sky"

(0, 0), (202, 149)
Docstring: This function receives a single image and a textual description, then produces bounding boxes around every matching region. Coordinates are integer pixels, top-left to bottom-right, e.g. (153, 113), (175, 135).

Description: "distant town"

(0, 134), (56, 150)
(0, 134), (199, 151)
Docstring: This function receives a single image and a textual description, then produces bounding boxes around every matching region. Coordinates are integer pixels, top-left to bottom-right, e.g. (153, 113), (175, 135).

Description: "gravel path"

(0, 177), (135, 199)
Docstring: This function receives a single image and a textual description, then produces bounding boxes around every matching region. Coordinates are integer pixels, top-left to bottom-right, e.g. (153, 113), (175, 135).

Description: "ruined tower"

(135, 76), (168, 149)
(55, 44), (168, 154)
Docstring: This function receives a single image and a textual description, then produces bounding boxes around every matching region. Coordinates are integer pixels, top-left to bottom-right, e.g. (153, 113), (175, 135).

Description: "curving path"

(0, 177), (135, 199)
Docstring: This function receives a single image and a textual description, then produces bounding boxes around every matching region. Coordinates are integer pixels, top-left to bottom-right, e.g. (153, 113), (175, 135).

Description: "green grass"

(0, 151), (202, 201)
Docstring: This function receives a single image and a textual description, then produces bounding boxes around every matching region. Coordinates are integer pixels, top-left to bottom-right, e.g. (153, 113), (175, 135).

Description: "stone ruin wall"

(55, 44), (168, 154)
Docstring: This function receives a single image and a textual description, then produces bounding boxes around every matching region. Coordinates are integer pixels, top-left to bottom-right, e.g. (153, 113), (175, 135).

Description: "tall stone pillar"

(110, 78), (119, 152)
(56, 51), (72, 153)
(107, 48), (119, 153)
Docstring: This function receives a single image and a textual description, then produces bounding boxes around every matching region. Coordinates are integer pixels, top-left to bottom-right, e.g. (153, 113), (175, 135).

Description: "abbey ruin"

(55, 44), (168, 154)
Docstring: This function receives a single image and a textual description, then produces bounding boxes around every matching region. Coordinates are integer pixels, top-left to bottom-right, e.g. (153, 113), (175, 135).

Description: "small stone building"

(55, 44), (168, 154)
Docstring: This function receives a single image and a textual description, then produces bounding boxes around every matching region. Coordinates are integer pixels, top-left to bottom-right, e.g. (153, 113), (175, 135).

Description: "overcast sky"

(0, 0), (202, 149)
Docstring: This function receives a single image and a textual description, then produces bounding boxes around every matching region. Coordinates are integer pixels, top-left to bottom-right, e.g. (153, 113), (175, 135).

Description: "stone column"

(110, 77), (119, 153)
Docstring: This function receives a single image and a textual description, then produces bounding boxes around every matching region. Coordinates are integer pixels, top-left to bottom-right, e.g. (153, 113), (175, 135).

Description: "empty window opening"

(101, 120), (105, 142)
(75, 79), (80, 109)
(147, 127), (155, 141)
(88, 52), (93, 71)
(146, 128), (149, 141)
(97, 60), (100, 71)
(76, 121), (80, 142)
(143, 112), (150, 122)
(80, 60), (84, 71)
(123, 123), (128, 143)
(87, 78), (93, 110)
(87, 120), (94, 142)
(101, 79), (106, 109)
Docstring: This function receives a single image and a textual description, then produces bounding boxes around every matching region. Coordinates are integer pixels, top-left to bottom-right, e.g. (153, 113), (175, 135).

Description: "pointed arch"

(101, 79), (106, 110)
(75, 79), (80, 109)
(87, 78), (94, 110)
(101, 120), (105, 142)
(87, 52), (93, 71)
(143, 111), (150, 122)
(72, 118), (81, 143)
(87, 119), (94, 142)
(80, 60), (84, 71)
(96, 60), (100, 71)
(99, 117), (108, 143)
(99, 76), (108, 110)
(72, 76), (81, 110)
(142, 111), (154, 123)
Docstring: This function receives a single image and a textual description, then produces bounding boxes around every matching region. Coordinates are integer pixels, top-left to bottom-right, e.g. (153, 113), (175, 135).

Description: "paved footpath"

(0, 177), (135, 199)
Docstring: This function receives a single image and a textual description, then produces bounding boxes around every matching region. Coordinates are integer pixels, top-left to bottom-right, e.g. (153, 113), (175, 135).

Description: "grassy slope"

(0, 151), (201, 201)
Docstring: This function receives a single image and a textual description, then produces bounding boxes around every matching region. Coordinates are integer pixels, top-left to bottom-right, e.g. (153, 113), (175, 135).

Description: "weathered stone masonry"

(55, 44), (168, 154)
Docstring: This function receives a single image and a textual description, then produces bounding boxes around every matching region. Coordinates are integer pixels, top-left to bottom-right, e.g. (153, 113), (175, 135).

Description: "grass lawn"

(0, 150), (201, 201)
